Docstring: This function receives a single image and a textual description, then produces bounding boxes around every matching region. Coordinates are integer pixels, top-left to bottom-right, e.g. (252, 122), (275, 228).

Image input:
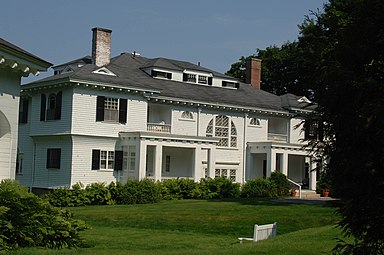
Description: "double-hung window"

(92, 149), (123, 170)
(40, 91), (62, 121)
(96, 96), (127, 123)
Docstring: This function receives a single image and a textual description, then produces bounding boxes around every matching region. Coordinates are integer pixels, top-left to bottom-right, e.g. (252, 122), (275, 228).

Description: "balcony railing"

(267, 133), (288, 142)
(147, 123), (171, 133)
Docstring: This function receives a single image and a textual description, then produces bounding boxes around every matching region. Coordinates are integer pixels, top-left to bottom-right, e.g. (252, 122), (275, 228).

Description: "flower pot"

(322, 189), (330, 197)
(290, 189), (297, 197)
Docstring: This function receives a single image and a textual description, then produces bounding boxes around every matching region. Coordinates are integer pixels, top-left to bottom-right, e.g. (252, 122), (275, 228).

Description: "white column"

(154, 144), (163, 181)
(138, 141), (147, 180)
(207, 147), (216, 179)
(266, 149), (275, 178)
(193, 145), (202, 181)
(282, 152), (289, 177)
(309, 157), (317, 190)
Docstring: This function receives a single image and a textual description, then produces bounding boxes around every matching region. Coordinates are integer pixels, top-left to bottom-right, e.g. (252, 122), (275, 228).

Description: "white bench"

(238, 222), (277, 243)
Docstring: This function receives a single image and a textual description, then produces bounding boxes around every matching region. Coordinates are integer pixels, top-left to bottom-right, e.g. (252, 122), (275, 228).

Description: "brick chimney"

(245, 58), (262, 89)
(91, 27), (112, 67)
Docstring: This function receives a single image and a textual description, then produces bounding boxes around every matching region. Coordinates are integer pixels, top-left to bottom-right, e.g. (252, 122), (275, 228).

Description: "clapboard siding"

(71, 87), (147, 137)
(31, 136), (72, 188)
(29, 88), (72, 136)
(246, 116), (268, 142)
(171, 106), (198, 136)
(15, 120), (34, 187)
(71, 135), (118, 186)
(289, 118), (304, 143)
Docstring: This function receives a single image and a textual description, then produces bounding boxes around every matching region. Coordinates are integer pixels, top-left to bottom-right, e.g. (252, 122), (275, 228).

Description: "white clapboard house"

(16, 28), (318, 192)
(0, 38), (51, 181)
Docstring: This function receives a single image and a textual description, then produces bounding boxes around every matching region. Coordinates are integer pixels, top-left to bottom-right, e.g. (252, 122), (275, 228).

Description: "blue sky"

(2, 0), (327, 83)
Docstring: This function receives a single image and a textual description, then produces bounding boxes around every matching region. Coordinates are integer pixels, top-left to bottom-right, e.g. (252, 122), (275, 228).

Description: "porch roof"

(119, 131), (220, 145)
(247, 141), (310, 154)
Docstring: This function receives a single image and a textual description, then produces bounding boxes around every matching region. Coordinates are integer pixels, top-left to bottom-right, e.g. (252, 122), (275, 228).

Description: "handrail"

(287, 178), (302, 199)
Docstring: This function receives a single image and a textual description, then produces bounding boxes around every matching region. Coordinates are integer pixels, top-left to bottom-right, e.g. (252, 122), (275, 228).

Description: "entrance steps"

(292, 189), (321, 199)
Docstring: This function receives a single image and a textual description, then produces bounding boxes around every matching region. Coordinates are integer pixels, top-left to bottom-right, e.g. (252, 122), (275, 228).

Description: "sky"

(1, 0), (327, 84)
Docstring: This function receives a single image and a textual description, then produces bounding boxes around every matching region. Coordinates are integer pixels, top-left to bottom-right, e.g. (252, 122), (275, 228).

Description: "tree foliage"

(228, 0), (384, 253)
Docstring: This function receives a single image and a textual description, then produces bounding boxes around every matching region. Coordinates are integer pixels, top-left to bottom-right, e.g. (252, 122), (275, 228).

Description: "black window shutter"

(46, 149), (51, 168)
(114, 150), (123, 170)
(20, 100), (29, 123)
(166, 73), (172, 79)
(55, 91), (62, 120)
(151, 70), (157, 77)
(40, 94), (46, 121)
(222, 81), (227, 87)
(96, 96), (105, 121)
(208, 77), (213, 85)
(119, 98), (127, 124)
(235, 83), (240, 89)
(92, 149), (100, 170)
(183, 73), (188, 82)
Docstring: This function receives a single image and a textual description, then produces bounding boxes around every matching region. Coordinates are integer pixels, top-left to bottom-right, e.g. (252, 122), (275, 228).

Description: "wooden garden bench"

(238, 222), (277, 243)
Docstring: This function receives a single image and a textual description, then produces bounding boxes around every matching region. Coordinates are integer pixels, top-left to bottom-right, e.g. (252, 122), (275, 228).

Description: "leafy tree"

(299, 0), (384, 254)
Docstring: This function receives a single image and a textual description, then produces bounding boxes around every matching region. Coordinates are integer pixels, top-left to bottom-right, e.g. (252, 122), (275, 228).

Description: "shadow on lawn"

(206, 197), (341, 208)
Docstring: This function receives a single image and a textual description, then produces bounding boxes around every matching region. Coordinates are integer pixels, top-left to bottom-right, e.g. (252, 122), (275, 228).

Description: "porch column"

(245, 147), (252, 182)
(266, 149), (275, 178)
(154, 144), (163, 181)
(193, 145), (202, 181)
(207, 147), (216, 179)
(138, 141), (147, 180)
(282, 152), (288, 176)
(309, 157), (317, 190)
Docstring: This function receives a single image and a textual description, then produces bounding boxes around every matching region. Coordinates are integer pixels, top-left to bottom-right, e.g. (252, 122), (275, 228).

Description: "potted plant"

(317, 170), (332, 197)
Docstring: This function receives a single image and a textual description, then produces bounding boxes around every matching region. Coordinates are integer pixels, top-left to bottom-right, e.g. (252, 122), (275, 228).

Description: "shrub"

(241, 178), (278, 198)
(0, 180), (88, 251)
(44, 183), (90, 207)
(84, 182), (113, 205)
(110, 179), (160, 205)
(198, 177), (240, 199)
(160, 178), (198, 200)
(268, 172), (291, 197)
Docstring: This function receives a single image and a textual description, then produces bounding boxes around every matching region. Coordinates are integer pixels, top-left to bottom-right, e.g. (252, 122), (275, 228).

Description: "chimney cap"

(92, 27), (112, 33)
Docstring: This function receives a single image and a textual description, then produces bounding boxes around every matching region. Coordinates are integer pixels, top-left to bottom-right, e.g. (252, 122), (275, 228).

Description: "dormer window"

(152, 70), (172, 79)
(198, 75), (207, 84)
(222, 81), (239, 89)
(183, 73), (196, 83)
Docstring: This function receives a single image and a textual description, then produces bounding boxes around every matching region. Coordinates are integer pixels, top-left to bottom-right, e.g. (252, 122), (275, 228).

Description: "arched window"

(181, 111), (193, 119)
(206, 115), (237, 147)
(250, 117), (261, 126)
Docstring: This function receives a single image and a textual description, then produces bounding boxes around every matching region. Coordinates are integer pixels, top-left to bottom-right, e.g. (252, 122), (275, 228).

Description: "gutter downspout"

(242, 113), (248, 183)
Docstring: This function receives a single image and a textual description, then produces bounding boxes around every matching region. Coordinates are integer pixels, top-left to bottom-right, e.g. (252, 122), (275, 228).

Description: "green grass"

(11, 199), (345, 255)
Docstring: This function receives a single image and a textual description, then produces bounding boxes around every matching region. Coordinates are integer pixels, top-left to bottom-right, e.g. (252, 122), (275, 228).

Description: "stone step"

(291, 190), (321, 198)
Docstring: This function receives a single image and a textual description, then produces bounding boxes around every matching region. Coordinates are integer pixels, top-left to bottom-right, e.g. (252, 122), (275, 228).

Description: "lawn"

(12, 199), (344, 255)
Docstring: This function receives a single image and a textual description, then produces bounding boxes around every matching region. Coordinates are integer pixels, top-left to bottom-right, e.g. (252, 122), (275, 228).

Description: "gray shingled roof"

(23, 53), (311, 113)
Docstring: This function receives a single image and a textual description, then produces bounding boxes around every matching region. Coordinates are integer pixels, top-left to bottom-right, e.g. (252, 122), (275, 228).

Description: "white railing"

(147, 123), (171, 133)
(288, 178), (302, 199)
(267, 133), (288, 142)
(145, 176), (193, 181)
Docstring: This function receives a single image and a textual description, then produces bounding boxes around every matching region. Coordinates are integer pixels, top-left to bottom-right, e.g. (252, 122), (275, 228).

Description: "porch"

(119, 132), (219, 182)
(246, 142), (318, 190)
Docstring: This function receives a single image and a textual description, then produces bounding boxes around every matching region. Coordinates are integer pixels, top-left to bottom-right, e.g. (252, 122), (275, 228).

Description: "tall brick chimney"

(91, 27), (112, 67)
(245, 58), (262, 89)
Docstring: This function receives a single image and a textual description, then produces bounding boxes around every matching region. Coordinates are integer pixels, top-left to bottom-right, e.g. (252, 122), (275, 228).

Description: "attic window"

(181, 111), (193, 120)
(152, 70), (172, 79)
(222, 81), (239, 89)
(297, 96), (311, 104)
(198, 75), (208, 84)
(250, 118), (261, 126)
(61, 66), (74, 74)
(92, 67), (116, 76)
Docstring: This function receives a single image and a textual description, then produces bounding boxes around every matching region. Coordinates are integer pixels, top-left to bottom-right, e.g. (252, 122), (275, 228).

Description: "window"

(215, 168), (237, 182)
(128, 146), (136, 171)
(206, 115), (237, 147)
(165, 155), (171, 172)
(16, 152), (23, 175)
(96, 96), (127, 123)
(198, 75), (207, 84)
(19, 99), (29, 124)
(250, 118), (261, 126)
(181, 111), (193, 119)
(304, 121), (324, 140)
(40, 92), (62, 121)
(183, 73), (196, 83)
(222, 81), (240, 88)
(152, 70), (172, 79)
(47, 148), (61, 169)
(92, 149), (123, 170)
